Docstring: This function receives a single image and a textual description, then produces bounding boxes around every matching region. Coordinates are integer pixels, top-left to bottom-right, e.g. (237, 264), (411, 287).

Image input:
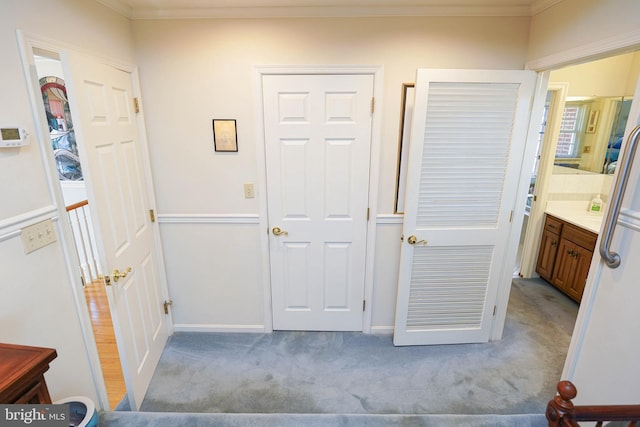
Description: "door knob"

(112, 267), (132, 282)
(272, 227), (288, 236)
(407, 235), (427, 245)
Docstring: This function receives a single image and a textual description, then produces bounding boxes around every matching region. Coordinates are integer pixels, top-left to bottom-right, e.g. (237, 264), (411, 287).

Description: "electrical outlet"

(21, 219), (57, 254)
(244, 183), (255, 198)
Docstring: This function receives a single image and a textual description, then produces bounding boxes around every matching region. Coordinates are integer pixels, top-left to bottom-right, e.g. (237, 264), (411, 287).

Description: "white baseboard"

(370, 326), (394, 335)
(173, 324), (266, 333)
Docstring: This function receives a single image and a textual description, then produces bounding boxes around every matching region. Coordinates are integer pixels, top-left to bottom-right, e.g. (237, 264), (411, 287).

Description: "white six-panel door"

(394, 69), (536, 346)
(262, 74), (374, 331)
(63, 52), (169, 409)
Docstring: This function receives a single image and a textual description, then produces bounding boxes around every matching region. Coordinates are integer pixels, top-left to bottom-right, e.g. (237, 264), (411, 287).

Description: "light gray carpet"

(136, 278), (577, 416)
(101, 411), (548, 426)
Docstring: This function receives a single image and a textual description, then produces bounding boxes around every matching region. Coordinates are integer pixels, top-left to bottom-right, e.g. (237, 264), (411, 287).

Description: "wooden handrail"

(547, 381), (640, 426)
(66, 199), (89, 212)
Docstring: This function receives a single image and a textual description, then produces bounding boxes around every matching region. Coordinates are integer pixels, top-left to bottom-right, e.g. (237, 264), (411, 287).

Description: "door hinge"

(493, 305), (497, 316)
(363, 300), (366, 311)
(163, 300), (173, 315)
(149, 209), (156, 223)
(367, 208), (370, 221)
(133, 97), (140, 114)
(509, 210), (514, 223)
(371, 97), (375, 114)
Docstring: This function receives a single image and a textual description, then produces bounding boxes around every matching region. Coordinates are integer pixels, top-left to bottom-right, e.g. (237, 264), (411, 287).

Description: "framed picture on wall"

(212, 119), (238, 152)
(586, 110), (599, 133)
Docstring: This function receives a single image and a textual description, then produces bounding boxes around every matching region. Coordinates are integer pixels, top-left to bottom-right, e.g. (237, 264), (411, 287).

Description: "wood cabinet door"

(536, 229), (559, 280)
(564, 245), (592, 301)
(551, 238), (577, 293)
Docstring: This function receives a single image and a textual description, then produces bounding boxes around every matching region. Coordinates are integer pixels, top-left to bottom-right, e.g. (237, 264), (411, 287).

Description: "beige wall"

(528, 0), (640, 68)
(132, 16), (530, 330)
(0, 0), (134, 406)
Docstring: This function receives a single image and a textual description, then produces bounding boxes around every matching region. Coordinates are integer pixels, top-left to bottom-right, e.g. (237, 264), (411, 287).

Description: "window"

(556, 102), (587, 158)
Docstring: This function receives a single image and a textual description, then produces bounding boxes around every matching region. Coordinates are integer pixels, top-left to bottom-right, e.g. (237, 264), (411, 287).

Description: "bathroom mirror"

(552, 96), (631, 175)
(549, 51), (639, 175)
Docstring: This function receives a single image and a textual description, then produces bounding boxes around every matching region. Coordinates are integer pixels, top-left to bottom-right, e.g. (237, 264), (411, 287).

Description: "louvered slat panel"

(407, 246), (493, 330)
(416, 82), (519, 228)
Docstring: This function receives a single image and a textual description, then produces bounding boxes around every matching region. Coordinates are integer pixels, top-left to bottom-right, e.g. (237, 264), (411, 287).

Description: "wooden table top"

(0, 343), (57, 402)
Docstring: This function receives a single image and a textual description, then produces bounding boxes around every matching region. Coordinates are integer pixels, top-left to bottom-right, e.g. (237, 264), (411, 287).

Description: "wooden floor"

(84, 281), (127, 410)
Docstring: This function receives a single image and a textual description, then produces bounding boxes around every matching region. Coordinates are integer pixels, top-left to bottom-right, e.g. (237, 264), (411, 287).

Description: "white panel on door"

(112, 87), (131, 123)
(281, 139), (310, 218)
(325, 139), (353, 218)
(278, 93), (309, 123)
(324, 242), (350, 310)
(325, 92), (357, 123)
(141, 254), (163, 339)
(121, 274), (148, 366)
(417, 82), (519, 228)
(284, 242), (311, 310)
(407, 245), (492, 331)
(121, 140), (146, 235)
(83, 81), (108, 123)
(95, 145), (128, 254)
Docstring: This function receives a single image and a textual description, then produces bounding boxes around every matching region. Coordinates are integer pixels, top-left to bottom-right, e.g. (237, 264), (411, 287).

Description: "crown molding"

(94, 2), (533, 20)
(530, 0), (564, 15)
(95, 0), (133, 19)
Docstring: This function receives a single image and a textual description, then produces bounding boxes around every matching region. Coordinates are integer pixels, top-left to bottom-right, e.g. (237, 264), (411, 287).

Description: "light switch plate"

(244, 183), (255, 198)
(21, 219), (57, 254)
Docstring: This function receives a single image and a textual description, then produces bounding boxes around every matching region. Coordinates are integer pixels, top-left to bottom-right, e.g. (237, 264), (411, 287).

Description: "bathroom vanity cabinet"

(536, 214), (597, 303)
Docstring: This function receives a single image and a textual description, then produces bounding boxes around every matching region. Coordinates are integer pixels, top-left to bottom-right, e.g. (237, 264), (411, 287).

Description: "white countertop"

(545, 202), (604, 234)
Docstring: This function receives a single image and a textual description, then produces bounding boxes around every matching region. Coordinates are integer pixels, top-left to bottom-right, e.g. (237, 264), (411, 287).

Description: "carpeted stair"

(100, 410), (548, 426)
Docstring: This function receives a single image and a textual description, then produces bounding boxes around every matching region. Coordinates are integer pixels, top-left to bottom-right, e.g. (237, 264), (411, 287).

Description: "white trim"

(619, 209), (640, 232)
(123, 5), (531, 20)
(376, 214), (404, 224)
(94, 0), (133, 18)
(370, 326), (394, 335)
(15, 31), (110, 411)
(0, 211), (60, 244)
(491, 71), (550, 341)
(157, 213), (260, 224)
(254, 65), (384, 335)
(0, 205), (58, 239)
(526, 28), (640, 71)
(518, 81), (568, 279)
(529, 0), (563, 16)
(173, 324), (266, 333)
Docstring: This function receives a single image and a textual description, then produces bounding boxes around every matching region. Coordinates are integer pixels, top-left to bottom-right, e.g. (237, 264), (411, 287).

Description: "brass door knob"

(407, 235), (427, 245)
(272, 227), (288, 236)
(112, 267), (132, 282)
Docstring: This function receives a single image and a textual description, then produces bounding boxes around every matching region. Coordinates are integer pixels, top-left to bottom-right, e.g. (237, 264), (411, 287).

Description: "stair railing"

(66, 200), (101, 284)
(547, 381), (640, 427)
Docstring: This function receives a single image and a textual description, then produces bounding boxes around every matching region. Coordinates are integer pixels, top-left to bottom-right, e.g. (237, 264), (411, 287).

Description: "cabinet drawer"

(563, 222), (597, 250)
(544, 215), (564, 235)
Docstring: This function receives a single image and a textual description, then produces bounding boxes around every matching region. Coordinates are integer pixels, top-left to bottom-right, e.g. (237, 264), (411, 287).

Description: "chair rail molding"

(157, 213), (260, 224)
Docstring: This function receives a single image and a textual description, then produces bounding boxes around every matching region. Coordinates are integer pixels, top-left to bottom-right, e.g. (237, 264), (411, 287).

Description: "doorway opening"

(514, 50), (640, 332)
(33, 49), (126, 410)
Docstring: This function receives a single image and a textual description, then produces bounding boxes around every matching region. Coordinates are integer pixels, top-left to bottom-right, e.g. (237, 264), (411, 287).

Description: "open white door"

(62, 52), (169, 409)
(394, 69), (536, 346)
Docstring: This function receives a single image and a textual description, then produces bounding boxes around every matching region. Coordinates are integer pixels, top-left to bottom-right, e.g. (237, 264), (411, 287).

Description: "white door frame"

(16, 30), (173, 410)
(253, 65), (384, 333)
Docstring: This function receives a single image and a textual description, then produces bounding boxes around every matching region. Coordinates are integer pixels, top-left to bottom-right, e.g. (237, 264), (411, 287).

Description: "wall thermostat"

(0, 126), (29, 148)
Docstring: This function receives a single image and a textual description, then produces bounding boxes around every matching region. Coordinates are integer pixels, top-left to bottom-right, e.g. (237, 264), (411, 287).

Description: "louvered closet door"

(393, 69), (536, 346)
